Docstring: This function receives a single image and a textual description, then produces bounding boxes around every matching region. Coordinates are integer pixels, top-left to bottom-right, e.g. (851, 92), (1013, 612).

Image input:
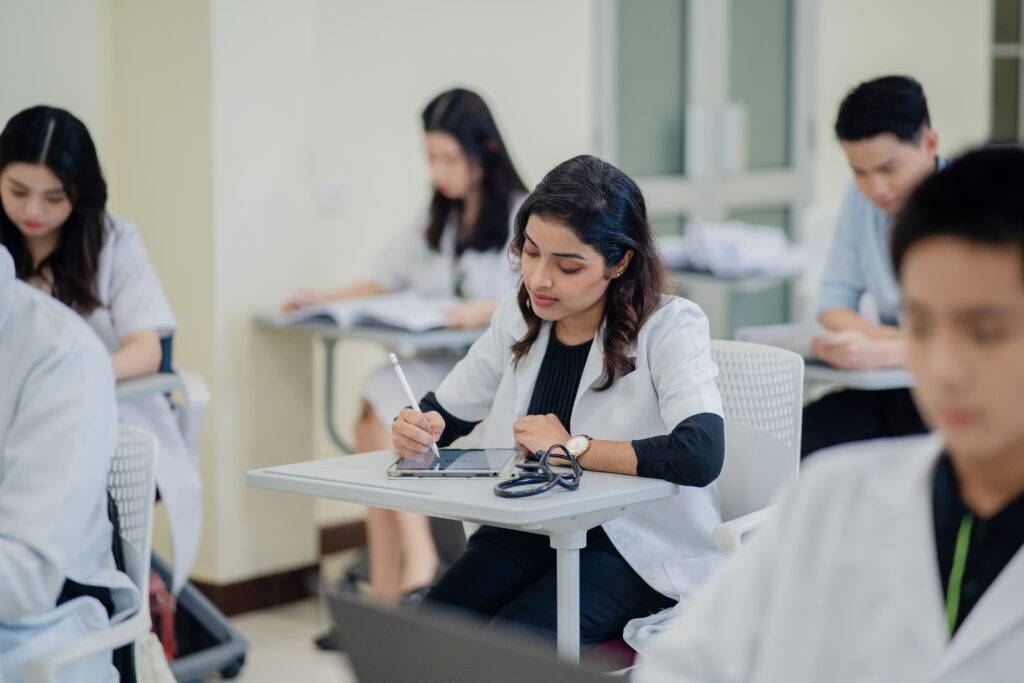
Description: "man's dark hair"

(892, 145), (1024, 279)
(834, 75), (931, 144)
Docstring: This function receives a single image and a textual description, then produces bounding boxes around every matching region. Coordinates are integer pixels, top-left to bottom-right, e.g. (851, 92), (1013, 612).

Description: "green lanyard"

(945, 513), (974, 637)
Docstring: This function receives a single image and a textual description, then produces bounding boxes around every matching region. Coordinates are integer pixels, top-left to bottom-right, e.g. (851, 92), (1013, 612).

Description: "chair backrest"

(710, 340), (803, 521)
(109, 423), (158, 624)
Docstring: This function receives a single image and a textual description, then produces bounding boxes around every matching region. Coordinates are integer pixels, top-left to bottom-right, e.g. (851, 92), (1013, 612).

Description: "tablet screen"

(394, 448), (518, 472)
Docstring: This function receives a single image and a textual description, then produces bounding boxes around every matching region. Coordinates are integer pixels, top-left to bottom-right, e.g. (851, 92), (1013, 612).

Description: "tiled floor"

(226, 597), (356, 682)
(217, 551), (359, 682)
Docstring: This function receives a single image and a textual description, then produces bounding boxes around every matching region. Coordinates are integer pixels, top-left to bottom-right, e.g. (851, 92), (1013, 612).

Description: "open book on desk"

(281, 293), (460, 332)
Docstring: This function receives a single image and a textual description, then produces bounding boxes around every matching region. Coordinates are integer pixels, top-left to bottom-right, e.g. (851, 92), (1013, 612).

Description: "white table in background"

(254, 313), (485, 453)
(733, 322), (914, 393)
(803, 360), (913, 391)
(668, 268), (801, 334)
(116, 372), (183, 402)
(245, 450), (677, 662)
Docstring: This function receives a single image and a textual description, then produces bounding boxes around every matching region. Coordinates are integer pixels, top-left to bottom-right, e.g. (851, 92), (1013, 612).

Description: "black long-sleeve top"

(419, 332), (724, 487)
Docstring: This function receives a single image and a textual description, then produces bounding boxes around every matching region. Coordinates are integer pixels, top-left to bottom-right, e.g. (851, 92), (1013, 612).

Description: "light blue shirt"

(817, 158), (948, 326)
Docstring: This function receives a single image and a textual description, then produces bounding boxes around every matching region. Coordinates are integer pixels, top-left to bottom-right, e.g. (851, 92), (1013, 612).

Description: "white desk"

(803, 360), (913, 391)
(732, 323), (914, 393)
(245, 450), (678, 662)
(115, 372), (183, 402)
(668, 268), (798, 295)
(254, 313), (484, 452)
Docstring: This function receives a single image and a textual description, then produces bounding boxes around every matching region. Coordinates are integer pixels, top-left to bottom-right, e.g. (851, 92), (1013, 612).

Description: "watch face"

(567, 435), (587, 455)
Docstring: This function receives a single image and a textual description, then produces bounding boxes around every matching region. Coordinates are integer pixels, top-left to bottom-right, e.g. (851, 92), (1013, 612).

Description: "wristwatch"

(565, 434), (592, 459)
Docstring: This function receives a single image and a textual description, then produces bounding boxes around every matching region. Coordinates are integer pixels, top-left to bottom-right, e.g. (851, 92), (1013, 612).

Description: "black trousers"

(801, 387), (928, 458)
(423, 525), (676, 650)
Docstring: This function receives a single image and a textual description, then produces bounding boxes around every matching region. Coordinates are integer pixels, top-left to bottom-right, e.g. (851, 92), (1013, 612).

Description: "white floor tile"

(223, 597), (357, 683)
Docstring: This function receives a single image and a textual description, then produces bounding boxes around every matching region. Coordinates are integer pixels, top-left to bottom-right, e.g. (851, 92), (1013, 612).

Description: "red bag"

(149, 570), (178, 662)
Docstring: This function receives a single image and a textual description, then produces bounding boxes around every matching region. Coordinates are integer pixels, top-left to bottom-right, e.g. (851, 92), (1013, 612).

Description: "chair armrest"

(22, 608), (150, 683)
(712, 506), (776, 554)
(172, 367), (210, 450)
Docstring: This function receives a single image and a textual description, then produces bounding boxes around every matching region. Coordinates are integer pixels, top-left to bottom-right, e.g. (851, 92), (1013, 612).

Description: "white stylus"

(389, 353), (441, 458)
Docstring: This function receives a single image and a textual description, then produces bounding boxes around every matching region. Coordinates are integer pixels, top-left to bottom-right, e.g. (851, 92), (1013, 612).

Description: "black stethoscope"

(493, 444), (582, 498)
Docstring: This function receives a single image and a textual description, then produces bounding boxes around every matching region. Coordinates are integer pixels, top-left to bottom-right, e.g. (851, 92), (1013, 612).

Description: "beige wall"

(813, 0), (992, 208)
(207, 0), (321, 581)
(108, 0), (219, 572)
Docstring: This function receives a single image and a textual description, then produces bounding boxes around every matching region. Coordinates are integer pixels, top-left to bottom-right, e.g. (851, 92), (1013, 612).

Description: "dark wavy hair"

(510, 155), (665, 391)
(421, 88), (527, 254)
(0, 105), (107, 314)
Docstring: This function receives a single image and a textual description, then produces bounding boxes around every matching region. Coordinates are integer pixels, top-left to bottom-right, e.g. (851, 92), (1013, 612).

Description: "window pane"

(616, 0), (688, 176)
(729, 0), (792, 169)
(994, 0), (1021, 44)
(651, 215), (687, 236)
(992, 57), (1020, 142)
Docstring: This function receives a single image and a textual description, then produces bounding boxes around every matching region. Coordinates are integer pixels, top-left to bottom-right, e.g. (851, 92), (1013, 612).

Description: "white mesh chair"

(23, 424), (158, 682)
(710, 340), (803, 553)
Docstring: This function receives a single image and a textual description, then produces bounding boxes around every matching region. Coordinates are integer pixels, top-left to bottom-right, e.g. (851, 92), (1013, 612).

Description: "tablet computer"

(386, 448), (523, 478)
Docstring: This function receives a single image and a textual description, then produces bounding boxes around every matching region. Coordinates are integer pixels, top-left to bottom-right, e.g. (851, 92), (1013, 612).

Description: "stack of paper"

(658, 221), (806, 277)
(734, 322), (826, 360)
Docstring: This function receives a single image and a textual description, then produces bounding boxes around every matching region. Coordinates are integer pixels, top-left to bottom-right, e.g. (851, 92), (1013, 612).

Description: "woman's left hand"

(513, 414), (571, 457)
(444, 300), (499, 329)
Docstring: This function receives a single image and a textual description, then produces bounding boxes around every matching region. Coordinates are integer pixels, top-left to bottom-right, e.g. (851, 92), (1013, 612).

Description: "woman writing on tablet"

(392, 155), (726, 651)
(287, 88), (527, 611)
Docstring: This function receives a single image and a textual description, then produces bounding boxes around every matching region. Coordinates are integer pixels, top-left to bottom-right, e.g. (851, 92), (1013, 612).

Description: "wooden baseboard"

(319, 519), (367, 555)
(192, 565), (317, 617)
(191, 521), (367, 616)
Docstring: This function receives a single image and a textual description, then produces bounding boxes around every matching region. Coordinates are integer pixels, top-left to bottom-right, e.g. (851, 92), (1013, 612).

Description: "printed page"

(734, 322), (826, 359)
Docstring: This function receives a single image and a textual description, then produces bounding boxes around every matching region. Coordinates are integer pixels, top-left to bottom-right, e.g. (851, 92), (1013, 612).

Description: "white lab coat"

(433, 290), (725, 649)
(0, 246), (138, 682)
(634, 432), (1024, 682)
(79, 216), (201, 595)
(363, 199), (524, 426)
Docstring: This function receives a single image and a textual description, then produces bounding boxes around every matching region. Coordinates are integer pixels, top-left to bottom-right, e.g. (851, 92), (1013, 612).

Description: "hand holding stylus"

(389, 353), (442, 459)
(392, 408), (446, 459)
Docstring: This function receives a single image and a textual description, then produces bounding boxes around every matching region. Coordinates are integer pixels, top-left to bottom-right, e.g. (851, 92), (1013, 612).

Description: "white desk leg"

(550, 530), (588, 663)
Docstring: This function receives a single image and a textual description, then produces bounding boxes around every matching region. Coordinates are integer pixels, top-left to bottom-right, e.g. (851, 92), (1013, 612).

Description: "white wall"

(311, 0), (596, 294)
(813, 0), (992, 208)
(0, 1), (117, 199)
